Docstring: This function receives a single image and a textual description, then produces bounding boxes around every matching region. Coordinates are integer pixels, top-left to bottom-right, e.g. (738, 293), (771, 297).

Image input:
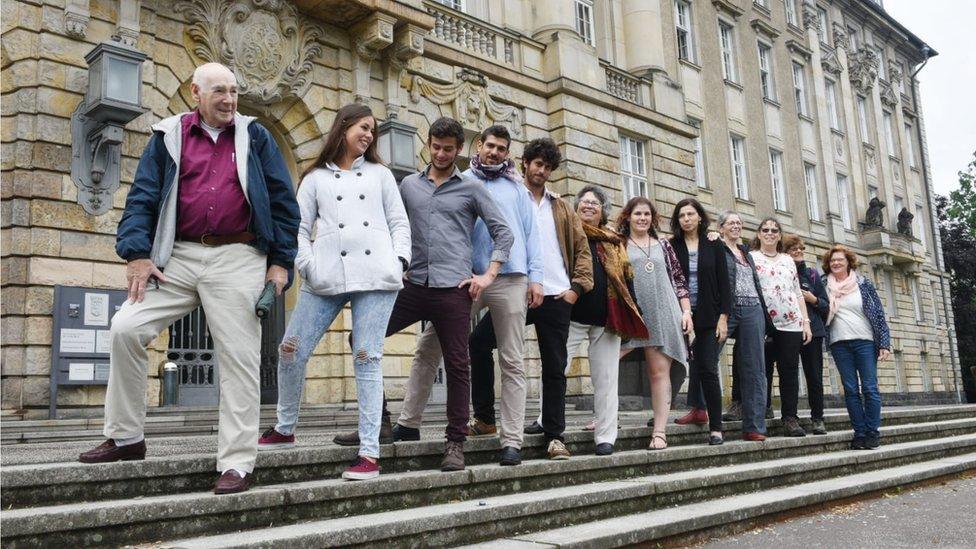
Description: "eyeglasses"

(723, 221), (743, 227)
(788, 247), (805, 253)
(760, 228), (780, 234)
(579, 200), (602, 207)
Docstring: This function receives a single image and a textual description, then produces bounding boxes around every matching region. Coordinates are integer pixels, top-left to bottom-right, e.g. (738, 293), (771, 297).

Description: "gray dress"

(622, 241), (689, 367)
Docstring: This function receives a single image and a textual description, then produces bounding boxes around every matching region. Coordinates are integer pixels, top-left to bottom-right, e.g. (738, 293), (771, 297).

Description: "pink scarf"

(826, 272), (858, 325)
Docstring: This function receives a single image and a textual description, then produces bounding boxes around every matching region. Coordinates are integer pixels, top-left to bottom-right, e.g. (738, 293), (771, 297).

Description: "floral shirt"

(750, 251), (804, 332)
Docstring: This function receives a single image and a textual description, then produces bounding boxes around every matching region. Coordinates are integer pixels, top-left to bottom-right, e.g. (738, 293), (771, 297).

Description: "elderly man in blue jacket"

(78, 62), (300, 495)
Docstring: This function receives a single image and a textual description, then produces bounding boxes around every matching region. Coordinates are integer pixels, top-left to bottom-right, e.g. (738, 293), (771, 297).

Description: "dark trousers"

(688, 327), (723, 431)
(764, 328), (803, 420)
(470, 295), (572, 441)
(381, 282), (473, 442)
(800, 336), (825, 420)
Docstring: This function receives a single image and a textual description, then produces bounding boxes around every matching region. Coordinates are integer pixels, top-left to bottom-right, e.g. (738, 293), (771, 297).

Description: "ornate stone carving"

(179, 0), (325, 105)
(879, 81), (898, 109)
(848, 47), (879, 94)
(888, 61), (903, 86)
(864, 197), (885, 227)
(64, 0), (90, 39)
(802, 3), (821, 34)
(864, 145), (877, 173)
(831, 22), (848, 50)
(405, 68), (523, 138)
(821, 48), (842, 76)
(350, 12), (396, 103)
(115, 0), (141, 46)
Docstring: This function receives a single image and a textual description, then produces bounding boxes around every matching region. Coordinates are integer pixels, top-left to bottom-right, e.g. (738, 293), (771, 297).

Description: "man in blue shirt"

(392, 125), (544, 463)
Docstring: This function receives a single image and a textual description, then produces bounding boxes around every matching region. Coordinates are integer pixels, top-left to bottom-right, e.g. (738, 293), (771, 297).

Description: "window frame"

(574, 0), (596, 47)
(883, 270), (897, 319)
(905, 123), (917, 168)
(769, 149), (786, 210)
(433, 0), (464, 10)
(718, 20), (738, 83)
(757, 41), (775, 101)
(804, 162), (821, 221)
(816, 6), (829, 44)
(784, 0), (799, 27)
(619, 135), (649, 201)
(882, 110), (897, 156)
(825, 78), (841, 130)
(915, 204), (926, 247)
(792, 62), (808, 116)
(674, 0), (697, 63)
(836, 173), (852, 230)
(729, 134), (749, 200)
(856, 95), (870, 144)
(689, 118), (708, 189)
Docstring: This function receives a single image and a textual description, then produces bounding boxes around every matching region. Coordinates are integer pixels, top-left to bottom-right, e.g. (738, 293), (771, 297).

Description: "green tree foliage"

(938, 152), (976, 402)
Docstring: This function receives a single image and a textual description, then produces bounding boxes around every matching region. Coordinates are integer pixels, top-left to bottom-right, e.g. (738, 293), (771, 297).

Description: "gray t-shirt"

(398, 165), (513, 288)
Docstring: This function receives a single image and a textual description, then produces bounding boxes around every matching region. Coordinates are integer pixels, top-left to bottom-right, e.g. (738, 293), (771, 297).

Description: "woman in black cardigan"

(669, 199), (731, 444)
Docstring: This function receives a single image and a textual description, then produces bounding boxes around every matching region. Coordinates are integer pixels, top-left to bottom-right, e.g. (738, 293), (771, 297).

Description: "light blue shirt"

(465, 169), (543, 284)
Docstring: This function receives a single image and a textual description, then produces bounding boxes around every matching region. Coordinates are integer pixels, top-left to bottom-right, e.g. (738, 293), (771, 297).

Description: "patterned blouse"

(750, 251), (804, 332)
(659, 238), (690, 302)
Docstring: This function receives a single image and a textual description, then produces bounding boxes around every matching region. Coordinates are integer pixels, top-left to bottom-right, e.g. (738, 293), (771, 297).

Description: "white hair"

(191, 63), (235, 89)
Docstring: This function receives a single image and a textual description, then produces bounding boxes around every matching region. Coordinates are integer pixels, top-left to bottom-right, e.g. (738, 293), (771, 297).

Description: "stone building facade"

(0, 0), (960, 418)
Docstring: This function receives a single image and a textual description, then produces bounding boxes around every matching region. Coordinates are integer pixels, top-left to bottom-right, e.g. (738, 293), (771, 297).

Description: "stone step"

(2, 423), (974, 547)
(465, 453), (976, 549)
(158, 437), (976, 548)
(5, 405), (971, 509)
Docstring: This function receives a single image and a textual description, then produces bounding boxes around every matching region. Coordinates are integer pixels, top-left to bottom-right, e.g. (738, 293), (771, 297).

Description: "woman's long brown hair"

(302, 103), (383, 179)
(615, 196), (660, 239)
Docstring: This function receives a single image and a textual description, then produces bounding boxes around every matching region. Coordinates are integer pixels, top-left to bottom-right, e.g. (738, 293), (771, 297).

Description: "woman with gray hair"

(525, 185), (647, 455)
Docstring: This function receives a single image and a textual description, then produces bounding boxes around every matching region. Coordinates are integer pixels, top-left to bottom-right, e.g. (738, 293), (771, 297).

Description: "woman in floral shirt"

(749, 218), (811, 437)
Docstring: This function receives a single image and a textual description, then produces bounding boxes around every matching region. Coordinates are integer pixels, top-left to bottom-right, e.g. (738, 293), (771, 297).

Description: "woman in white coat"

(258, 104), (410, 481)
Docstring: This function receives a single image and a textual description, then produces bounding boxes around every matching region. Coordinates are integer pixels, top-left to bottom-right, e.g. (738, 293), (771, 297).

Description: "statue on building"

(865, 197), (886, 228)
(897, 207), (914, 236)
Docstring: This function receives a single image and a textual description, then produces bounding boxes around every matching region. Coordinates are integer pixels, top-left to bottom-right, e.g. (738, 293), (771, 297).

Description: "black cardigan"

(671, 236), (732, 330)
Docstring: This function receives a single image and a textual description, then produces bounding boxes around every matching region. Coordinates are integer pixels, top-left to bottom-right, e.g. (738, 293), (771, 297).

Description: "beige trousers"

(103, 242), (266, 473)
(398, 274), (528, 448)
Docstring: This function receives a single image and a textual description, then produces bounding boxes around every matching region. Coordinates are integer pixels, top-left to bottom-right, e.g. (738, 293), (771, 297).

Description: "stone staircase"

(1, 405), (974, 548)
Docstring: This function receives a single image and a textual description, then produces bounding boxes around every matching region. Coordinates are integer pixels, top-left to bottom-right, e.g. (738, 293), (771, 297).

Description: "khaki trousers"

(398, 274), (528, 449)
(103, 242), (266, 473)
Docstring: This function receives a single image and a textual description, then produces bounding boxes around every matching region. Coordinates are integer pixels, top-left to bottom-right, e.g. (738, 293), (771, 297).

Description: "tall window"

(620, 136), (648, 200)
(836, 173), (852, 230)
(719, 22), (738, 82)
(729, 134), (749, 200)
(868, 185), (879, 199)
(769, 149), (786, 210)
(758, 42), (774, 100)
(905, 123), (917, 167)
(804, 163), (821, 221)
(875, 45), (887, 80)
(883, 270), (897, 318)
(825, 79), (840, 130)
(575, 0), (595, 47)
(915, 204), (926, 247)
(690, 119), (707, 188)
(910, 277), (923, 321)
(856, 96), (870, 143)
(848, 27), (860, 50)
(792, 62), (808, 116)
(931, 282), (942, 325)
(675, 0), (696, 62)
(883, 111), (896, 154)
(784, 0), (798, 26)
(433, 0), (463, 9)
(816, 6), (829, 44)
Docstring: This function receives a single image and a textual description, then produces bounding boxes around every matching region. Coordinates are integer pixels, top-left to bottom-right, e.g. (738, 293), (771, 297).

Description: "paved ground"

(695, 472), (976, 549)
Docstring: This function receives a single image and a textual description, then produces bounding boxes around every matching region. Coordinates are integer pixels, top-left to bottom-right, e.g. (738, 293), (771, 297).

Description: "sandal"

(649, 432), (668, 450)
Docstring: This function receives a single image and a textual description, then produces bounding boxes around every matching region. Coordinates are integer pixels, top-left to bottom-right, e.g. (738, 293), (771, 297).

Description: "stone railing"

(603, 62), (643, 105)
(425, 1), (516, 66)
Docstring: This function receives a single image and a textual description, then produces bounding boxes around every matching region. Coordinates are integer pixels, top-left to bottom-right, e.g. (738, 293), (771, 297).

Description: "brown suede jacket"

(541, 189), (594, 296)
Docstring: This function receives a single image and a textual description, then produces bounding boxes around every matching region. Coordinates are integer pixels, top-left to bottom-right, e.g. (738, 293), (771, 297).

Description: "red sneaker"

(257, 427), (295, 450)
(342, 456), (380, 480)
(742, 431), (767, 442)
(675, 408), (709, 426)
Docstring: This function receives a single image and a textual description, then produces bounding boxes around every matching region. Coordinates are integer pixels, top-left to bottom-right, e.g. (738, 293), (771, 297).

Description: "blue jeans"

(275, 289), (398, 458)
(829, 339), (881, 438)
(722, 302), (768, 434)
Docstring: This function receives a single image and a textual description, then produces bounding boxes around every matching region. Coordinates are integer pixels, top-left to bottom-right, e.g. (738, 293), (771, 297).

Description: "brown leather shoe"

(467, 418), (497, 437)
(213, 470), (253, 494)
(333, 415), (394, 446)
(441, 440), (465, 471)
(79, 439), (146, 463)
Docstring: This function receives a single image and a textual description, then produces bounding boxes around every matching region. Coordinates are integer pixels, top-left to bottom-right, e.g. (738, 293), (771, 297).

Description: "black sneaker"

(850, 436), (867, 450)
(784, 417), (806, 437)
(499, 446), (521, 466)
(865, 433), (880, 449)
(524, 421), (544, 435)
(595, 443), (614, 456)
(811, 419), (828, 435)
(392, 423), (420, 442)
(334, 415), (394, 446)
(765, 407), (775, 420)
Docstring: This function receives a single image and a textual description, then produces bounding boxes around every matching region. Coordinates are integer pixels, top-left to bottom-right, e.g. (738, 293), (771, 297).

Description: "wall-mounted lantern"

(70, 36), (148, 215)
(377, 115), (418, 182)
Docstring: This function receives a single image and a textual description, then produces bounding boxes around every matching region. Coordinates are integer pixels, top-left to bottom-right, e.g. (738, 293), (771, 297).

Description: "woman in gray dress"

(617, 197), (692, 450)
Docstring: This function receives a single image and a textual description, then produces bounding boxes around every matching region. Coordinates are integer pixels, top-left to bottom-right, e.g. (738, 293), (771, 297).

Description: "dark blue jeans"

(829, 339), (881, 437)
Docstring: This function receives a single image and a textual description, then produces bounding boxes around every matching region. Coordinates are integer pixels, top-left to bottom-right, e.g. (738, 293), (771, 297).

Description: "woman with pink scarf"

(822, 244), (891, 451)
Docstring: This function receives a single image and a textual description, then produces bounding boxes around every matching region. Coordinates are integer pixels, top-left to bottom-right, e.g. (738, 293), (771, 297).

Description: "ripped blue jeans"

(275, 289), (398, 458)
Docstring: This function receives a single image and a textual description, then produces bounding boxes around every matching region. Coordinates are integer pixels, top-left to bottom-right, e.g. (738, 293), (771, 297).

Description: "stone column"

(621, 0), (665, 76)
(530, 0), (577, 40)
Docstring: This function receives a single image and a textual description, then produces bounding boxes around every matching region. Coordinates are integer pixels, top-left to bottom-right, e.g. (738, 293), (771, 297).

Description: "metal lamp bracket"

(70, 102), (126, 215)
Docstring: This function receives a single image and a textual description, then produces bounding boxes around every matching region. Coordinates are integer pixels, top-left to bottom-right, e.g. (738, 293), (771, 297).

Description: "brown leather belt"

(180, 232), (255, 247)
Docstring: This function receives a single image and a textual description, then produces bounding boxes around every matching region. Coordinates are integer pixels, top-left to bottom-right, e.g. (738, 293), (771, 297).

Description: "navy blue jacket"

(797, 261), (829, 338)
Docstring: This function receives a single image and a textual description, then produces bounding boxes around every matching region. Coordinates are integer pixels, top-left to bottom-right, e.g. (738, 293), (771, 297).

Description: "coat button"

(337, 195), (342, 200)
(335, 173), (340, 179)
(359, 194), (365, 199)
(365, 250), (371, 255)
(341, 251), (347, 256)
(356, 172), (362, 176)
(363, 221), (369, 226)
(339, 223), (345, 228)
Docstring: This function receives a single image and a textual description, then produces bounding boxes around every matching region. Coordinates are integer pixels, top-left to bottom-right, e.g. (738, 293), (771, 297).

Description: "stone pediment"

(180, 0), (325, 105)
(405, 68), (523, 138)
(880, 81), (898, 109)
(821, 48), (842, 76)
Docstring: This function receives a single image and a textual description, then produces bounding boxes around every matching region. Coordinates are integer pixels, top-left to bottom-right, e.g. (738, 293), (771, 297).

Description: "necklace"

(761, 250), (779, 258)
(629, 236), (655, 273)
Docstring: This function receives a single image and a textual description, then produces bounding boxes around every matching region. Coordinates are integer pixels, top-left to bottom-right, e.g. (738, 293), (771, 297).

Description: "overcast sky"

(882, 0), (976, 196)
